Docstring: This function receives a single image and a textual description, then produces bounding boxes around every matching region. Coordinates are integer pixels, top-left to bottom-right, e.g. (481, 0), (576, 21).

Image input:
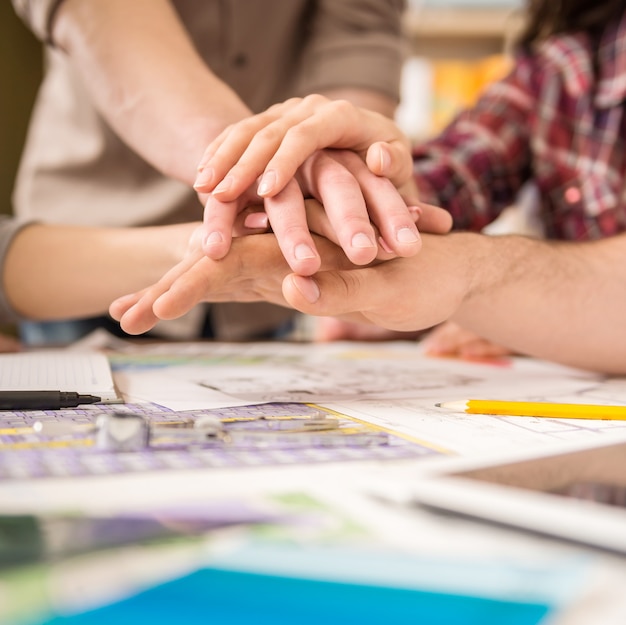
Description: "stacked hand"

(193, 95), (431, 275)
(110, 200), (452, 335)
(110, 94), (509, 362)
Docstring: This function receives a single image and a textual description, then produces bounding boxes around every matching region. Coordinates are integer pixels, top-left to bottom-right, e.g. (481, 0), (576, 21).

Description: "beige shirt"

(12, 0), (406, 339)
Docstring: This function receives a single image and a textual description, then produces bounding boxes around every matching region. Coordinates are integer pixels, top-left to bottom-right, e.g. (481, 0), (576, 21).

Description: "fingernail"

(194, 167), (214, 189)
(294, 243), (316, 260)
(407, 205), (422, 220)
(294, 276), (320, 303)
(378, 236), (393, 254)
(379, 145), (390, 171)
(244, 212), (269, 229)
(203, 231), (223, 247)
(213, 175), (233, 194)
(351, 232), (375, 249)
(257, 170), (277, 196)
(197, 155), (212, 172)
(396, 227), (419, 243)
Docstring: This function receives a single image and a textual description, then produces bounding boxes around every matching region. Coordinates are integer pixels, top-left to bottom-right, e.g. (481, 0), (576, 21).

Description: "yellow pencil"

(437, 399), (626, 421)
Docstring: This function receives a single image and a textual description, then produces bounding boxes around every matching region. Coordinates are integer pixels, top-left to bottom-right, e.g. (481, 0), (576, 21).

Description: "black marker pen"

(0, 391), (101, 411)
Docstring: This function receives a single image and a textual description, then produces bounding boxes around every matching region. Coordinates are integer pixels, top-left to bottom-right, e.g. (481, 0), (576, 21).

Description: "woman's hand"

(193, 95), (424, 275)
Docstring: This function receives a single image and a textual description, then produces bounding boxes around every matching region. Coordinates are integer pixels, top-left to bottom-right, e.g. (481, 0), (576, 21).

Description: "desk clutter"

(0, 402), (439, 479)
(2, 339), (626, 625)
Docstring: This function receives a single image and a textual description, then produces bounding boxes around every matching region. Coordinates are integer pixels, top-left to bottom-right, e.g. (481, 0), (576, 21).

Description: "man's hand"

(110, 232), (355, 335)
(110, 201), (452, 335)
(421, 321), (515, 360)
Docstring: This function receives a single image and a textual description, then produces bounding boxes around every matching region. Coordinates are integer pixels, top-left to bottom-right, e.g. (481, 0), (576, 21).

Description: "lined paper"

(0, 350), (120, 402)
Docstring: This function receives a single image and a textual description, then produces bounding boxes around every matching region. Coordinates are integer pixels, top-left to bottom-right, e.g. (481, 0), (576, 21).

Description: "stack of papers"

(0, 350), (120, 403)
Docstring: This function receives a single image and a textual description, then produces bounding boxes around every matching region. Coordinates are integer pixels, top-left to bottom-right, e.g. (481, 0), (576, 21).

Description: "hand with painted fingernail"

(193, 95), (441, 275)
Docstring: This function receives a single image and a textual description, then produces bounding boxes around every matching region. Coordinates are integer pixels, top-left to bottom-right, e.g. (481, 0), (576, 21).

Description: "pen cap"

(95, 412), (149, 452)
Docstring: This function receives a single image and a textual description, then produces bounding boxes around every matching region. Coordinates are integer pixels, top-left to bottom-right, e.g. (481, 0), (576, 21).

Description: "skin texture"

(3, 222), (199, 320)
(189, 94), (511, 355)
(110, 224), (626, 375)
(194, 95), (423, 274)
(53, 0), (249, 186)
(53, 3), (408, 275)
(110, 200), (452, 333)
(107, 95), (626, 374)
(420, 321), (515, 359)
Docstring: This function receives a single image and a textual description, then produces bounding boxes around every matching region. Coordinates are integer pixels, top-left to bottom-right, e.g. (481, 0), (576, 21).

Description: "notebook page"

(0, 350), (120, 402)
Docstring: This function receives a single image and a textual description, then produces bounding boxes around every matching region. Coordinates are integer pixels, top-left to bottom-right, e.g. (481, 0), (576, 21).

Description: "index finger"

(202, 97), (410, 202)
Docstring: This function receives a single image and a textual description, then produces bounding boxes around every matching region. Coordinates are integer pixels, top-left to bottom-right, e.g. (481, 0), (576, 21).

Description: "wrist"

(436, 231), (493, 318)
(450, 232), (535, 326)
(456, 232), (496, 302)
(143, 223), (201, 278)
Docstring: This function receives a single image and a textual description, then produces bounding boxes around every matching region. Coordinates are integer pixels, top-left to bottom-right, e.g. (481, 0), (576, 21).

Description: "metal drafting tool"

(29, 411), (388, 452)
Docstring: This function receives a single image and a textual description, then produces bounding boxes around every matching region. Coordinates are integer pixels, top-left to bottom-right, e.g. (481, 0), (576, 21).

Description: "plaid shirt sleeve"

(412, 56), (536, 232)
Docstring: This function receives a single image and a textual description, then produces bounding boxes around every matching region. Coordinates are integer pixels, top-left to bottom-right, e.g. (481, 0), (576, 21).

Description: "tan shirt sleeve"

(11, 0), (66, 43)
(293, 0), (407, 102)
(0, 217), (35, 323)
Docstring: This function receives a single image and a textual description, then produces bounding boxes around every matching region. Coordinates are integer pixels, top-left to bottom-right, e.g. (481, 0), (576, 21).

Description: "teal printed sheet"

(40, 568), (551, 625)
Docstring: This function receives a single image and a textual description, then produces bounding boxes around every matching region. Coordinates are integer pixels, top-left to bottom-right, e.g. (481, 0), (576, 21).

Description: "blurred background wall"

(0, 2), (42, 216)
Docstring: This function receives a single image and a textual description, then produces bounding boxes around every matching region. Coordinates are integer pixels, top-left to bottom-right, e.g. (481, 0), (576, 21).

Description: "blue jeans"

(20, 313), (295, 347)
(19, 316), (142, 347)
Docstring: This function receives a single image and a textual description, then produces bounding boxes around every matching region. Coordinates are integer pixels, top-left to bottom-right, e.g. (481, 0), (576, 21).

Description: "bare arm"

(3, 222), (198, 320)
(281, 233), (626, 374)
(52, 1), (400, 192)
(109, 224), (626, 374)
(450, 234), (626, 374)
(52, 0), (251, 185)
(52, 2), (409, 273)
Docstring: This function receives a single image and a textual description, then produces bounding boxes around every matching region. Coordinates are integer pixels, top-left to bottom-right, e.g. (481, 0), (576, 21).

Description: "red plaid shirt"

(413, 12), (626, 240)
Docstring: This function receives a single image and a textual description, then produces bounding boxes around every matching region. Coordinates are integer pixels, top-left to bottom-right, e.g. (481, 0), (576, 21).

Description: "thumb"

(365, 141), (413, 188)
(282, 269), (373, 319)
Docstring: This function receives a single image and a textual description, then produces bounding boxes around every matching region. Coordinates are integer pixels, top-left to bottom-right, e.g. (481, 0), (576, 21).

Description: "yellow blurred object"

(431, 54), (512, 133)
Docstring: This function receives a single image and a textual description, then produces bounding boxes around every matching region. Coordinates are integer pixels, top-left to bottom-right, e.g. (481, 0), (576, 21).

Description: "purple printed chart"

(0, 401), (441, 480)
(2, 338), (625, 480)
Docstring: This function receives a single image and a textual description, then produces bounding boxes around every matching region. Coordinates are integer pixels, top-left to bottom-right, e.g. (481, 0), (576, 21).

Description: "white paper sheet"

(0, 350), (120, 402)
(107, 340), (626, 456)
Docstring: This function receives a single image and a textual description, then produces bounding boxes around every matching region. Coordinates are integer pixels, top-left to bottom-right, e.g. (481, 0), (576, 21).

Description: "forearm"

(52, 0), (251, 184)
(276, 230), (626, 375)
(3, 223), (196, 320)
(453, 233), (626, 374)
